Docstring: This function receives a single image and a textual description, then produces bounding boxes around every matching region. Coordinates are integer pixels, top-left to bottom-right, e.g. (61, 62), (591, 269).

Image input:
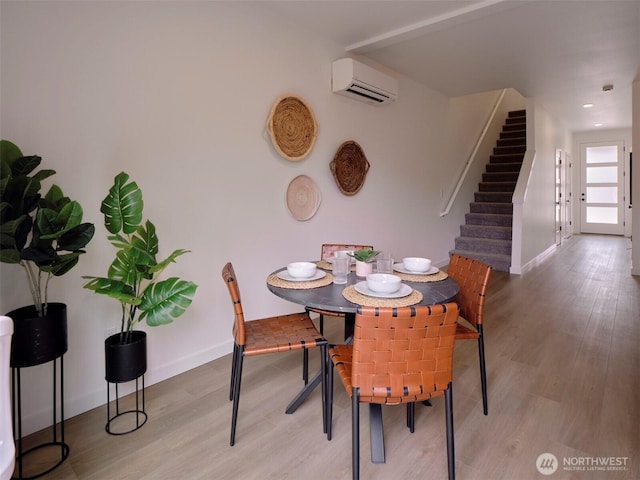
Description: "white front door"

(580, 141), (625, 235)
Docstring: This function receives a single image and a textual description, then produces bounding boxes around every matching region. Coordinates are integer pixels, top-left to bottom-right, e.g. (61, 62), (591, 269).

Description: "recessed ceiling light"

(583, 103), (594, 108)
(594, 123), (604, 127)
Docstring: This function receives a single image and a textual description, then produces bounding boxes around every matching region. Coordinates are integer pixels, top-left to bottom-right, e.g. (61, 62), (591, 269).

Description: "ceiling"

(263, 0), (640, 132)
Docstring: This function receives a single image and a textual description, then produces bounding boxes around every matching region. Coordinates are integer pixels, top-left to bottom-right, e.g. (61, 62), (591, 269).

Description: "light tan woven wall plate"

(286, 174), (321, 221)
(266, 94), (318, 161)
(330, 140), (370, 195)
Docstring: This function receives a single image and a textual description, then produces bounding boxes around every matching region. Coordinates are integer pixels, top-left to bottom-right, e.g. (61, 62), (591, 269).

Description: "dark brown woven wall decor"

(266, 94), (318, 161)
(330, 140), (370, 196)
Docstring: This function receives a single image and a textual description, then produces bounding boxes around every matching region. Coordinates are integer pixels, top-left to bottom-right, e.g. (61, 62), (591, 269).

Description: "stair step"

(454, 236), (512, 256)
(486, 162), (523, 173)
(496, 137), (526, 147)
(503, 123), (526, 132)
(449, 249), (511, 272)
(508, 109), (526, 118)
(460, 224), (512, 240)
(479, 181), (517, 192)
(483, 172), (519, 182)
(494, 145), (526, 155)
(474, 192), (513, 203)
(465, 212), (513, 226)
(490, 153), (525, 164)
(505, 116), (526, 125)
(470, 202), (513, 214)
(500, 130), (526, 140)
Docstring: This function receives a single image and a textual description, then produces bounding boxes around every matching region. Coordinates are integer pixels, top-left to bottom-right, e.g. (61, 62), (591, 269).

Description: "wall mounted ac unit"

(332, 58), (398, 105)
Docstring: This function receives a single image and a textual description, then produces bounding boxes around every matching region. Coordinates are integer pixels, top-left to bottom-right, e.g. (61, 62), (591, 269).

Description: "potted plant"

(0, 139), (95, 367)
(348, 248), (380, 278)
(83, 171), (197, 385)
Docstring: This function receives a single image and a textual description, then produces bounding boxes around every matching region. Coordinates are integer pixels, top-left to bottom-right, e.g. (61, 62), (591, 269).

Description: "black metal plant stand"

(104, 330), (148, 435)
(105, 374), (147, 435)
(11, 355), (69, 480)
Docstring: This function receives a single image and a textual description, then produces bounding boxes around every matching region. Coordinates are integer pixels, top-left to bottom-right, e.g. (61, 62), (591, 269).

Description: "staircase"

(451, 109), (526, 272)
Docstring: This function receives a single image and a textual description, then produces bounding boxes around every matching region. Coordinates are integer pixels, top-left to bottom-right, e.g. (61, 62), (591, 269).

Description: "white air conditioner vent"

(332, 58), (398, 105)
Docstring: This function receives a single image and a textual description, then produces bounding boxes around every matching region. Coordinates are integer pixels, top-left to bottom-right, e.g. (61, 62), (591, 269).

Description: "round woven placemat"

(393, 269), (448, 283)
(342, 285), (423, 308)
(267, 94), (318, 161)
(330, 140), (370, 195)
(267, 272), (333, 289)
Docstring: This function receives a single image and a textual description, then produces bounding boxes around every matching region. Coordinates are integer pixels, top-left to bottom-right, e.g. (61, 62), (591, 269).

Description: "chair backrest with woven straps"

(321, 244), (373, 260)
(221, 262), (247, 346)
(446, 254), (491, 328)
(351, 303), (459, 404)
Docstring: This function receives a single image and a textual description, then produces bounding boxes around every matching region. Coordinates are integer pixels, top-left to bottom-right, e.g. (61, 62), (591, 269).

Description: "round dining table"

(266, 264), (459, 464)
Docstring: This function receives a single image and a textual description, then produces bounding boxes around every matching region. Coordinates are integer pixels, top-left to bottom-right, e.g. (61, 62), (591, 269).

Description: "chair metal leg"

(445, 383), (455, 480)
(327, 356), (334, 440)
(407, 402), (415, 433)
(477, 325), (488, 415)
(230, 346), (244, 446)
(319, 314), (324, 334)
(229, 343), (238, 401)
(352, 387), (360, 480)
(303, 349), (309, 385)
(320, 344), (327, 434)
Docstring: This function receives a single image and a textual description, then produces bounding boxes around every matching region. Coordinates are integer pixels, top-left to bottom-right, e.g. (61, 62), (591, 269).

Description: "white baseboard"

(17, 340), (234, 437)
(512, 244), (557, 276)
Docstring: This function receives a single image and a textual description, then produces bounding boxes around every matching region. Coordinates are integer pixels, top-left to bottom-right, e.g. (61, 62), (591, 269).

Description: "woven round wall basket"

(330, 140), (370, 196)
(267, 94), (318, 161)
(286, 174), (321, 221)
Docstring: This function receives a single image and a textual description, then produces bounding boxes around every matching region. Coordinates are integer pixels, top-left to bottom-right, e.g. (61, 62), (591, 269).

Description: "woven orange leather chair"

(327, 304), (459, 480)
(307, 244), (373, 334)
(222, 262), (328, 446)
(447, 253), (492, 415)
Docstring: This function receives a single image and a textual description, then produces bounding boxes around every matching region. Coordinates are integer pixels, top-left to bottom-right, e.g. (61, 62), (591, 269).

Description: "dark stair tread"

(449, 249), (511, 272)
(460, 224), (512, 240)
(486, 162), (523, 173)
(470, 202), (514, 214)
(479, 181), (517, 192)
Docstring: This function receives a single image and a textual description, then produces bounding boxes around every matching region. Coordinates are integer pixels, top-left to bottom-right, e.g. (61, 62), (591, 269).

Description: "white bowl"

(402, 257), (432, 273)
(287, 262), (317, 279)
(366, 273), (402, 294)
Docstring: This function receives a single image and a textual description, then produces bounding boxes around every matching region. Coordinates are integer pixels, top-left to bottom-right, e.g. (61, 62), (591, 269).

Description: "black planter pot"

(105, 331), (147, 383)
(8, 302), (68, 368)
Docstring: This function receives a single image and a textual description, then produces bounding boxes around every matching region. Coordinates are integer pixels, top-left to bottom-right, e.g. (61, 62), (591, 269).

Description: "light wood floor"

(15, 235), (639, 479)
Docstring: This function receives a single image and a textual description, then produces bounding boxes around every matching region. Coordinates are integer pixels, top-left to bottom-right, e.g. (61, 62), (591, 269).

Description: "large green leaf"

(37, 201), (83, 239)
(83, 276), (141, 305)
(0, 140), (23, 173)
(148, 249), (191, 275)
(44, 252), (80, 276)
(57, 223), (95, 251)
(131, 220), (158, 258)
(108, 247), (142, 285)
(101, 171), (143, 235)
(139, 277), (197, 326)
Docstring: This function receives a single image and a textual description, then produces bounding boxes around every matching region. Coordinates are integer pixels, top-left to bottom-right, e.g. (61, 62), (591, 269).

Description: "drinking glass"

(376, 257), (394, 274)
(332, 257), (350, 284)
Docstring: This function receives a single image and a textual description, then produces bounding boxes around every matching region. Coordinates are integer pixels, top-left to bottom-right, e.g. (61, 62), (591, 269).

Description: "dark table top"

(266, 267), (459, 313)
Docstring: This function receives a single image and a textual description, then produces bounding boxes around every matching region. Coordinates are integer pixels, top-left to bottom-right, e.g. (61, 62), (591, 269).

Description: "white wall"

(0, 1), (497, 434)
(632, 74), (640, 275)
(517, 100), (571, 270)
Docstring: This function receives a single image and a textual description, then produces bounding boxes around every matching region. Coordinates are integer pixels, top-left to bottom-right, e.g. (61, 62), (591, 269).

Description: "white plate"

(277, 270), (327, 282)
(354, 281), (413, 299)
(393, 263), (439, 275)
